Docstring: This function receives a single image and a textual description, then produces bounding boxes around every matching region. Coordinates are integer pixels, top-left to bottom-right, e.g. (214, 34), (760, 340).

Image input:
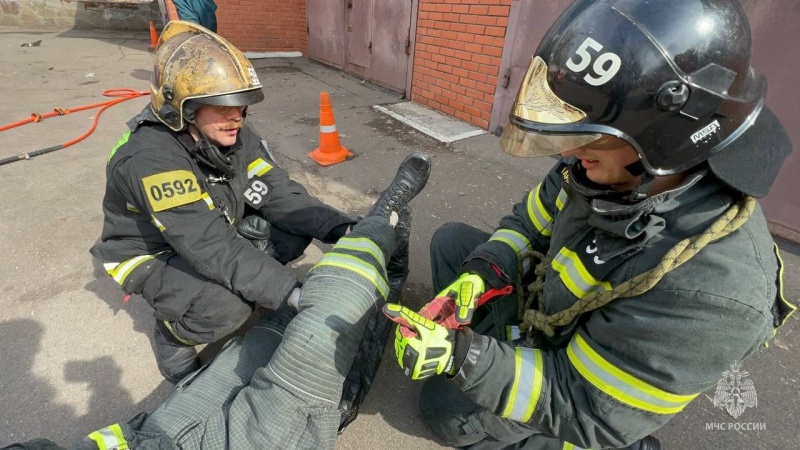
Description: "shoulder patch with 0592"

(243, 178), (271, 208)
(142, 170), (202, 212)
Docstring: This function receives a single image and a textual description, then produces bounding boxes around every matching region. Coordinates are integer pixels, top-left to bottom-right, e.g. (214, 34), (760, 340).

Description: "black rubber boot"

(622, 435), (661, 450)
(386, 205), (412, 282)
(367, 151), (431, 219)
(152, 320), (201, 384)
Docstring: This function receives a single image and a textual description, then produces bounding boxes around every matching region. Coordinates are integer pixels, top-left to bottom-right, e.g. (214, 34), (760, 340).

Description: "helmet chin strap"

(624, 160), (656, 202)
(186, 119), (237, 179)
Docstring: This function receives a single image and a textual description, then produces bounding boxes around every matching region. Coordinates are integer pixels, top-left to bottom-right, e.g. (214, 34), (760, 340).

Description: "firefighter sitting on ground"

(383, 1), (796, 449)
(2, 150), (433, 450)
(89, 21), (359, 383)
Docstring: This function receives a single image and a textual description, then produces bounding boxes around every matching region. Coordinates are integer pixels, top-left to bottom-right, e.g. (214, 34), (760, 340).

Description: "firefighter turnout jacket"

(451, 157), (795, 449)
(90, 107), (354, 310)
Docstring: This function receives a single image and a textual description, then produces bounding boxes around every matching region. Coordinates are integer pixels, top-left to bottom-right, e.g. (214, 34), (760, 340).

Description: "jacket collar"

(565, 157), (720, 261)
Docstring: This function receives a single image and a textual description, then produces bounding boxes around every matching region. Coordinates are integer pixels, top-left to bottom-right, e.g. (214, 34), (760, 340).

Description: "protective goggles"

(500, 56), (607, 157)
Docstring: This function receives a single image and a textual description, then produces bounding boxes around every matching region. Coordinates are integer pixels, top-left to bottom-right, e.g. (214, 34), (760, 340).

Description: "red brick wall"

(165, 0), (307, 54)
(411, 0), (511, 129)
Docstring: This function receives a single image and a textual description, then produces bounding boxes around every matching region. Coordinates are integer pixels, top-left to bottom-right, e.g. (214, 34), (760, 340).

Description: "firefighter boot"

(622, 435), (661, 450)
(386, 205), (411, 284)
(152, 320), (201, 384)
(367, 151), (431, 219)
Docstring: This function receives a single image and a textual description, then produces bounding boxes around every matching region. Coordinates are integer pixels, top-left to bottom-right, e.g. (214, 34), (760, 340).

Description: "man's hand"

(437, 273), (486, 326)
(382, 304), (456, 380)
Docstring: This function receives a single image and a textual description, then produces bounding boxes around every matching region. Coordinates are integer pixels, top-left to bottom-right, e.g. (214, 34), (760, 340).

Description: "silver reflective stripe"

(151, 215), (165, 231)
(320, 124), (337, 133)
(505, 325), (521, 341)
(88, 423), (128, 450)
(526, 184), (553, 237)
(332, 237), (387, 276)
(489, 229), (531, 256)
(551, 248), (611, 297)
(312, 253), (389, 299)
(501, 347), (544, 422)
(248, 158), (273, 179)
(201, 192), (215, 210)
(567, 333), (698, 414)
(556, 188), (568, 211)
(108, 254), (156, 284)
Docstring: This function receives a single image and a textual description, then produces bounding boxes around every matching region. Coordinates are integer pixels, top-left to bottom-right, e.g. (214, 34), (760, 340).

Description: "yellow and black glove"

(382, 303), (458, 380)
(436, 273), (487, 326)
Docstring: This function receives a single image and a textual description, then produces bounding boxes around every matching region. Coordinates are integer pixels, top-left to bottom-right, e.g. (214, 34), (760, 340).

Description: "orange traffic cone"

(308, 91), (353, 166)
(148, 21), (159, 50)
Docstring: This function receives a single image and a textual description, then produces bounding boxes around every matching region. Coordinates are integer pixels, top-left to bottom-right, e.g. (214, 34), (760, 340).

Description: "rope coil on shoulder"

(518, 196), (756, 338)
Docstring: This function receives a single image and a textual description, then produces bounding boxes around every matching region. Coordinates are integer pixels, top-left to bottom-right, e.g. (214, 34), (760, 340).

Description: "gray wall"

(0, 0), (161, 30)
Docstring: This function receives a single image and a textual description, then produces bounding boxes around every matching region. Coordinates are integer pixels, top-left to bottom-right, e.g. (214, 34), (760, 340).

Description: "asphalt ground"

(0, 26), (798, 449)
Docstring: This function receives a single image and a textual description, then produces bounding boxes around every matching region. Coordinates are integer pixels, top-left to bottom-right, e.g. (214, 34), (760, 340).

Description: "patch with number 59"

(243, 178), (272, 208)
(141, 170), (202, 212)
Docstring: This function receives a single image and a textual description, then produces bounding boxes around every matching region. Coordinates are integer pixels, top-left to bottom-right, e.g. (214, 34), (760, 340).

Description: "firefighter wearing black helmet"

(384, 1), (796, 449)
(90, 21), (356, 383)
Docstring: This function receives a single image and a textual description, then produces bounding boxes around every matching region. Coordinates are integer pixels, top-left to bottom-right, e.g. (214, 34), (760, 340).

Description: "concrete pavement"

(0, 26), (798, 450)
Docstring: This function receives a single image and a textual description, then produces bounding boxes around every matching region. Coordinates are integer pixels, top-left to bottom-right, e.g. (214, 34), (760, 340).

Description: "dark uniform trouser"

(134, 231), (311, 345)
(134, 216), (395, 450)
(423, 222), (567, 450)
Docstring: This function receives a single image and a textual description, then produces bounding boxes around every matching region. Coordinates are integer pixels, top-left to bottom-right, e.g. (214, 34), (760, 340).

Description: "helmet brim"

(193, 88), (265, 107)
(708, 106), (792, 198)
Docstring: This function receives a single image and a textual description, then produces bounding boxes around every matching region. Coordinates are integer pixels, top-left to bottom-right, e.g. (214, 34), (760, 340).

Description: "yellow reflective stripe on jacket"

(526, 184), (554, 237)
(105, 253), (159, 285)
(312, 253), (389, 299)
(501, 347), (544, 422)
(555, 188), (568, 211)
(567, 333), (699, 414)
(248, 158), (273, 179)
(331, 237), (387, 276)
(201, 192), (215, 210)
(489, 229), (531, 256)
(88, 423), (129, 450)
(125, 202), (139, 213)
(552, 248), (611, 297)
(151, 214), (165, 231)
(774, 244), (797, 329)
(108, 130), (130, 163)
(562, 442), (586, 450)
(505, 325), (521, 341)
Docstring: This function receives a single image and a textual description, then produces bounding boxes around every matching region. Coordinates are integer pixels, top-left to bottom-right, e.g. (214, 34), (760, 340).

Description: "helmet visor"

(500, 56), (602, 157)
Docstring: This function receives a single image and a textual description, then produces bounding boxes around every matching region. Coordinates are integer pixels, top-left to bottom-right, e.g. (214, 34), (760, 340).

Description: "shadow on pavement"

(0, 319), (173, 448)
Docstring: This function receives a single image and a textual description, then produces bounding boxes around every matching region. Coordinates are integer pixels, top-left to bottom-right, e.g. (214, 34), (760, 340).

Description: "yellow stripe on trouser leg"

(311, 252), (389, 300)
(88, 423), (129, 450)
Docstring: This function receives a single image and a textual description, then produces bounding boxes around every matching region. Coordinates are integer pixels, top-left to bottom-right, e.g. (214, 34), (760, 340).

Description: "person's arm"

(115, 147), (298, 309)
(171, 0), (201, 24)
(449, 286), (772, 448)
(240, 126), (355, 243)
(461, 159), (568, 285)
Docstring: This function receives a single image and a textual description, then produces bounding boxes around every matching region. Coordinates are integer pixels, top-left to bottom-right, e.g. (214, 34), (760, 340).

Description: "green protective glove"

(437, 273), (486, 326)
(382, 303), (456, 380)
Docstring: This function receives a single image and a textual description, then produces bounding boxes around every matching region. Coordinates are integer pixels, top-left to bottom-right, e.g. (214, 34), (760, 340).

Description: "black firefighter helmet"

(500, 0), (791, 198)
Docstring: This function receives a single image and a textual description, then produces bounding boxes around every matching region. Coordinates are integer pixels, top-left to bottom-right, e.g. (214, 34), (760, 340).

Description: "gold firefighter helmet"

(150, 20), (264, 131)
